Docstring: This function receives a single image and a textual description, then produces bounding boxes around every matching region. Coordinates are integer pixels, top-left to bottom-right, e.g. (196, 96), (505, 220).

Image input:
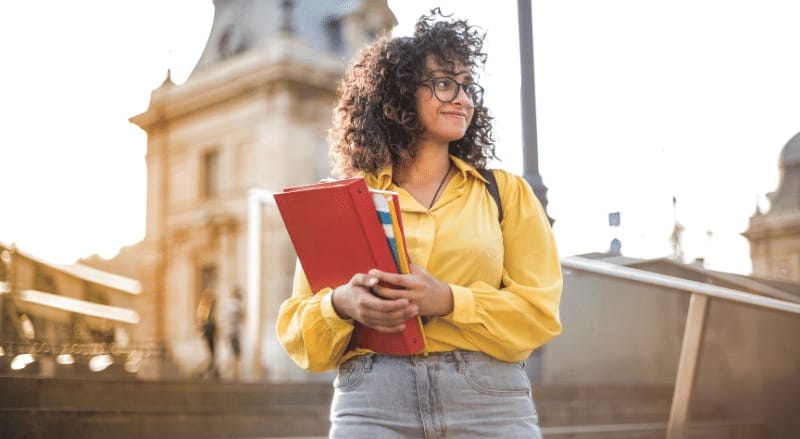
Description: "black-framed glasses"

(421, 77), (484, 108)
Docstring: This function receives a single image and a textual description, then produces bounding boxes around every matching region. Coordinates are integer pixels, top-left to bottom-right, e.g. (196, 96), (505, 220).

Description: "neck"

(393, 141), (451, 186)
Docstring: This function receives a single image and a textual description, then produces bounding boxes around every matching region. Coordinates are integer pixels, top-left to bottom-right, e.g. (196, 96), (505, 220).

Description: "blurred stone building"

(744, 131), (800, 282)
(0, 242), (142, 377)
(129, 0), (396, 380)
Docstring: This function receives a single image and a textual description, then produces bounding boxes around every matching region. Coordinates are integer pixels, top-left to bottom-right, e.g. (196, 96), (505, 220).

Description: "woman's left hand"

(369, 264), (454, 317)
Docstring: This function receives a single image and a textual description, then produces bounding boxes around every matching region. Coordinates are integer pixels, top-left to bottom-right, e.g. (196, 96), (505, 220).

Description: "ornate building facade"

(744, 131), (800, 282)
(130, 0), (396, 381)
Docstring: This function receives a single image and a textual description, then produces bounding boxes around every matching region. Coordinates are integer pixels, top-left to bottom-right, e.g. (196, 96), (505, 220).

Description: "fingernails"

(368, 277), (378, 286)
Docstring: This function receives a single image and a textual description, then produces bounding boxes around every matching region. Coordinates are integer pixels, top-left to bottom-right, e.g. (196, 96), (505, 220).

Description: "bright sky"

(2, 1), (799, 275)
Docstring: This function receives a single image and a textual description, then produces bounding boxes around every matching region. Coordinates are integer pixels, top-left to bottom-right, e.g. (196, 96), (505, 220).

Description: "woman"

(277, 9), (562, 438)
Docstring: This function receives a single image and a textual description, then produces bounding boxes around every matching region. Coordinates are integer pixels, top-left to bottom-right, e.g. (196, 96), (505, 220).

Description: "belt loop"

(363, 353), (374, 372)
(452, 350), (465, 373)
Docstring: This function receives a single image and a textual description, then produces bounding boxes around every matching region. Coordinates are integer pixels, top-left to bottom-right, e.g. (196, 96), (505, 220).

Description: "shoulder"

(483, 169), (532, 199)
(487, 169), (548, 220)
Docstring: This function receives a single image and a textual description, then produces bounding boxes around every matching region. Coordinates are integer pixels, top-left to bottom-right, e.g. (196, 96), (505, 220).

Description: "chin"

(422, 128), (469, 144)
(441, 127), (469, 140)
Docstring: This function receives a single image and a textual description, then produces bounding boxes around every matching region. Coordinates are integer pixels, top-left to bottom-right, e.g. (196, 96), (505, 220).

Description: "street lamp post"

(517, 0), (553, 224)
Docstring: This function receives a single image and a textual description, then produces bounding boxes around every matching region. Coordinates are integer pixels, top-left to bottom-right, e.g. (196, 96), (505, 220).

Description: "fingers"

(368, 269), (408, 288)
(332, 274), (380, 320)
(350, 272), (379, 288)
(370, 285), (409, 301)
(359, 292), (416, 316)
(355, 290), (418, 330)
(368, 269), (423, 302)
(360, 311), (416, 333)
(343, 271), (419, 331)
(368, 266), (452, 318)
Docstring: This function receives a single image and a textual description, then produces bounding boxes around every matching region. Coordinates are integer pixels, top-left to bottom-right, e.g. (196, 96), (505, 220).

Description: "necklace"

(428, 163), (453, 209)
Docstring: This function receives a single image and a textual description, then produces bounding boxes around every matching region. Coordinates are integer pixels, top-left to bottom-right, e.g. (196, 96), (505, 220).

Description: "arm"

(276, 261), (419, 372)
(371, 172), (563, 362)
(275, 265), (354, 372)
(448, 172), (562, 360)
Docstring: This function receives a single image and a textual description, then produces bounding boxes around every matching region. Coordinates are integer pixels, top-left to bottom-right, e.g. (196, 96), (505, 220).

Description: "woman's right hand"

(330, 273), (419, 333)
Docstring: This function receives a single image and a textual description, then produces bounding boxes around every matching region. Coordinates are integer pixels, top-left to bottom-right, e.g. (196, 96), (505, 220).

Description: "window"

(322, 15), (343, 52)
(202, 150), (220, 198)
(33, 269), (57, 294)
(85, 284), (109, 305)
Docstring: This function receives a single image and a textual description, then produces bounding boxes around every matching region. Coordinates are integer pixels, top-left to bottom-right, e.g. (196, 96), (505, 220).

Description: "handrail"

(0, 242), (141, 295)
(561, 256), (800, 315)
(16, 288), (140, 324)
(561, 255), (800, 439)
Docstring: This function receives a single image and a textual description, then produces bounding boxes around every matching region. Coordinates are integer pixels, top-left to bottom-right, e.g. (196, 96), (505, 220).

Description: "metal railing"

(561, 256), (800, 439)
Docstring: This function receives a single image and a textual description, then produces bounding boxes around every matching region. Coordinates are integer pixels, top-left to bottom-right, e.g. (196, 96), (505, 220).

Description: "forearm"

(442, 277), (562, 361)
(276, 265), (356, 372)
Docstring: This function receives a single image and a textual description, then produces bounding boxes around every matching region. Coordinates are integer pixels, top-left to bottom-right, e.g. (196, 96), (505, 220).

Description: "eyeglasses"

(421, 77), (484, 108)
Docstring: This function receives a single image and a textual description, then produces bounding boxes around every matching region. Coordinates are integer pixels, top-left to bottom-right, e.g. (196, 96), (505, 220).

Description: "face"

(414, 56), (476, 145)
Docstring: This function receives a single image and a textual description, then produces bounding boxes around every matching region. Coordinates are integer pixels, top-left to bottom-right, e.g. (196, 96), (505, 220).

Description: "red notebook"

(274, 177), (425, 355)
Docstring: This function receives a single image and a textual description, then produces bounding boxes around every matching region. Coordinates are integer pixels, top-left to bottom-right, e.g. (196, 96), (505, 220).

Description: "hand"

(330, 273), (419, 333)
(369, 264), (454, 317)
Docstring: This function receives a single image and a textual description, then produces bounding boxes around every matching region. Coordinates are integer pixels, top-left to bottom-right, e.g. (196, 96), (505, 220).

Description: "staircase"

(535, 385), (766, 438)
(0, 377), (766, 438)
(0, 377), (332, 439)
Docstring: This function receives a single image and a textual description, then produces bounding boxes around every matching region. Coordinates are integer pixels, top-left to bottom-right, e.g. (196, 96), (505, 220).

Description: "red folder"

(273, 177), (425, 355)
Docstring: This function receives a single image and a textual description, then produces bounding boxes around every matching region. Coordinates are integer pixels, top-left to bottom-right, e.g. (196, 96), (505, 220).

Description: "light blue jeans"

(330, 351), (541, 438)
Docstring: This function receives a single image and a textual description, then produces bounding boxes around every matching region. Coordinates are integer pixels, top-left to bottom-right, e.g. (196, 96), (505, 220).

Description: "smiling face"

(415, 56), (475, 146)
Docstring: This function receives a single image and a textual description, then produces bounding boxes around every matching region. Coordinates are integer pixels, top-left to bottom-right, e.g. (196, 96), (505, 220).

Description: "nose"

(451, 84), (471, 106)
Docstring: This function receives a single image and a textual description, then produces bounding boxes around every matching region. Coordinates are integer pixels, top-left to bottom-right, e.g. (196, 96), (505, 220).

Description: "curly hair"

(328, 9), (497, 178)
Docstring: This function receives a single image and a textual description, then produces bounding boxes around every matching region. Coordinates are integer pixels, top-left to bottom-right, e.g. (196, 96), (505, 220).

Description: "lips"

(441, 111), (466, 119)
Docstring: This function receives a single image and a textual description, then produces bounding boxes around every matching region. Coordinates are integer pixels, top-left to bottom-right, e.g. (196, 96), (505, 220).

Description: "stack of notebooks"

(273, 178), (425, 355)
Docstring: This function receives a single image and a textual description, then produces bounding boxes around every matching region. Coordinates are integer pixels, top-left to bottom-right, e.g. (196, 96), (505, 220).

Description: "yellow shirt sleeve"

(275, 261), (356, 372)
(443, 171), (563, 362)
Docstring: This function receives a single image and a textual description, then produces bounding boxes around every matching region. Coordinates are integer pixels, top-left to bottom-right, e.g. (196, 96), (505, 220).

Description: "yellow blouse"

(276, 155), (563, 372)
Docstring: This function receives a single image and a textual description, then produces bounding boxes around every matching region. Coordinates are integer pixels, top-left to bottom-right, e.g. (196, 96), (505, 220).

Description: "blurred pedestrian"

(196, 289), (218, 379)
(220, 287), (244, 379)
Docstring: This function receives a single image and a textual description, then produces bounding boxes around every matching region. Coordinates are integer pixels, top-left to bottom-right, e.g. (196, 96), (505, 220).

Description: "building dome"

(780, 131), (800, 168)
(770, 130), (800, 213)
(188, 0), (396, 80)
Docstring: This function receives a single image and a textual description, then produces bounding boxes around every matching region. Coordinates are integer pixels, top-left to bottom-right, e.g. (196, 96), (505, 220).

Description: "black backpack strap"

(478, 168), (503, 223)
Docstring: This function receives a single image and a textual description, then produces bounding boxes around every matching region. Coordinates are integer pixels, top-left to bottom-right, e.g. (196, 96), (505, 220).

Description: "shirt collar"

(366, 164), (394, 190)
(365, 154), (488, 189)
(450, 155), (489, 183)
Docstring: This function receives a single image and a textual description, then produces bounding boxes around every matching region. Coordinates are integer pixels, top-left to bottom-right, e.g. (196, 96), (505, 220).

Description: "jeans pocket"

(333, 355), (369, 392)
(462, 359), (531, 396)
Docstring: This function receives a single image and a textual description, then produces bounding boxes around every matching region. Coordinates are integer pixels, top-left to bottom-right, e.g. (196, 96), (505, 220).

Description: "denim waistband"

(414, 350), (491, 362)
(361, 350), (511, 372)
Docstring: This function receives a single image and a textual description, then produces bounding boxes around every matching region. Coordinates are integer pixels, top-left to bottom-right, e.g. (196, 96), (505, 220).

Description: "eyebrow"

(428, 68), (473, 81)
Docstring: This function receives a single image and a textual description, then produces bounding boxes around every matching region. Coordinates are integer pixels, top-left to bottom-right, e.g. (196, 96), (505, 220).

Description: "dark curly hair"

(328, 9), (497, 178)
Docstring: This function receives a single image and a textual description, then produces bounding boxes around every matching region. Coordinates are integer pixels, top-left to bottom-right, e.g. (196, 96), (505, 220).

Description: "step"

(534, 384), (676, 402)
(0, 377), (764, 439)
(538, 399), (671, 426)
(0, 408), (330, 439)
(534, 384), (723, 427)
(541, 420), (767, 439)
(0, 377), (333, 411)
